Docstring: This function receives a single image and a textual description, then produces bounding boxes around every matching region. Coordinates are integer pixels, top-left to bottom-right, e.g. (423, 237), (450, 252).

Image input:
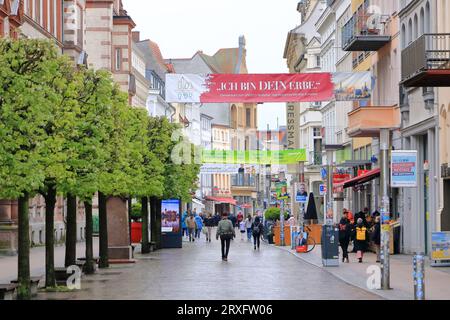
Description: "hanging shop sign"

(166, 72), (372, 103)
(391, 150), (418, 188)
(202, 149), (306, 165)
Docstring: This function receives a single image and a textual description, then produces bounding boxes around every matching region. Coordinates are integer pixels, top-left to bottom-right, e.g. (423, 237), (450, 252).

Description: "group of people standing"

(338, 208), (381, 264)
(181, 209), (216, 243)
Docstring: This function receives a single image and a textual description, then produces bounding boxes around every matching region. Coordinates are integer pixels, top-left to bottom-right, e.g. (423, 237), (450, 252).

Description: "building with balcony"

(135, 36), (176, 120)
(341, 0), (392, 51)
(398, 0), (442, 255)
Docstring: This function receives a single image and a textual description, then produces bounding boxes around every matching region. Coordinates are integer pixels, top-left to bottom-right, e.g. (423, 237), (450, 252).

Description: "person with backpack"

(251, 216), (264, 250)
(353, 218), (369, 263)
(338, 210), (352, 263)
(216, 213), (235, 261)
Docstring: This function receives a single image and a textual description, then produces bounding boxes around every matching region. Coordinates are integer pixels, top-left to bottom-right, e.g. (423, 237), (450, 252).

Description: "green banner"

(202, 149), (306, 165)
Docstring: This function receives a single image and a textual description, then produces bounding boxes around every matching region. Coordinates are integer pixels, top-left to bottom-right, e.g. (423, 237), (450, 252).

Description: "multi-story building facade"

(135, 35), (176, 120)
(399, 0), (450, 254)
(284, 0), (326, 222)
(436, 0), (450, 234)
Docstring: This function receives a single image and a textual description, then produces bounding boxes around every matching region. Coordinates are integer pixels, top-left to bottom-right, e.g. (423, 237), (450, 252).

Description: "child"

(239, 220), (246, 241)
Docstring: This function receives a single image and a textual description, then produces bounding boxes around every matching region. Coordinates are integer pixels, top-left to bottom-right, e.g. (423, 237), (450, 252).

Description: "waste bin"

(321, 225), (339, 267)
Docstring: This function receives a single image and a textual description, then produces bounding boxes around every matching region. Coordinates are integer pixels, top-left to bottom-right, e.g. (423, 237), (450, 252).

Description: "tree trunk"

(43, 183), (57, 288)
(141, 197), (150, 254)
(64, 194), (77, 267)
(128, 197), (132, 246)
(84, 200), (95, 274)
(17, 192), (31, 300)
(150, 197), (162, 250)
(98, 192), (109, 268)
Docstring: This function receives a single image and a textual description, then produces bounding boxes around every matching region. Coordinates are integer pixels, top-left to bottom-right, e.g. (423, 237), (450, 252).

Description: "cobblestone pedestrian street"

(36, 235), (379, 300)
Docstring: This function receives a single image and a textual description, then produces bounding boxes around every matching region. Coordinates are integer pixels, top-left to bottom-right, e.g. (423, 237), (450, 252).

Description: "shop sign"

(391, 150), (418, 188)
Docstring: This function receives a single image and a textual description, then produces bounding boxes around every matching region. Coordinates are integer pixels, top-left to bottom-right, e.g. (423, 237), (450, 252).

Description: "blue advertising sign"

(391, 150), (418, 188)
(295, 183), (308, 203)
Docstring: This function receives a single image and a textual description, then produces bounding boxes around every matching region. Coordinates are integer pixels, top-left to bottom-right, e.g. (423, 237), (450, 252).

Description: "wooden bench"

(10, 276), (42, 297)
(0, 283), (19, 300)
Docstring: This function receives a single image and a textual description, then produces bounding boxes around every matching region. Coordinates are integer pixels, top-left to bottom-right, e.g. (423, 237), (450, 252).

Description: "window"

(316, 55), (321, 68)
(115, 48), (121, 71)
(313, 127), (321, 137)
(246, 108), (251, 127)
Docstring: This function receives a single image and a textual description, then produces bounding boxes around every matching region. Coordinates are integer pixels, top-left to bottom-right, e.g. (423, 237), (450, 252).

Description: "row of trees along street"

(0, 39), (200, 299)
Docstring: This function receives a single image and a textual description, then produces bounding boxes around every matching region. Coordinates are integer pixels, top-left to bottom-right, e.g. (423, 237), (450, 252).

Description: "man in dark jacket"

(339, 211), (352, 263)
(352, 218), (369, 263)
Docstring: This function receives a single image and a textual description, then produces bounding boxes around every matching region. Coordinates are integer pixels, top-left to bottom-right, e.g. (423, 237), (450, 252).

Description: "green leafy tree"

(0, 38), (63, 299)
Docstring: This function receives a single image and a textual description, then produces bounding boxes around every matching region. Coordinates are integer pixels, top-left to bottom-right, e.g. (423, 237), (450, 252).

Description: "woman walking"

(216, 213), (235, 261)
(204, 213), (214, 242)
(194, 213), (203, 239)
(252, 216), (264, 250)
(338, 211), (352, 263)
(245, 215), (253, 241)
(239, 219), (246, 241)
(353, 218), (369, 263)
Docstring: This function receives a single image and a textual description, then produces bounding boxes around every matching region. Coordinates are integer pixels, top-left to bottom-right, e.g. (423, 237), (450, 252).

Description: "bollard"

(413, 253), (425, 300)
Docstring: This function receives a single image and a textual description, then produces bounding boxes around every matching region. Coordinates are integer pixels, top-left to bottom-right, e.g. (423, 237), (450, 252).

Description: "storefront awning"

(334, 168), (381, 190)
(205, 196), (237, 205)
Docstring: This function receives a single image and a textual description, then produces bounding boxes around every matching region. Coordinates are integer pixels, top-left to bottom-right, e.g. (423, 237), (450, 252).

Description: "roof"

(136, 39), (173, 80)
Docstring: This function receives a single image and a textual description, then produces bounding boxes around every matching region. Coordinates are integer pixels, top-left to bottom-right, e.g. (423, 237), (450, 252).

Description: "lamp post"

(380, 129), (391, 290)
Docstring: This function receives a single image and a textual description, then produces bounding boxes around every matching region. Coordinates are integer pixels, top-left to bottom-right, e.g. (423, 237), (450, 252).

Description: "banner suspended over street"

(202, 149), (306, 165)
(166, 72), (372, 103)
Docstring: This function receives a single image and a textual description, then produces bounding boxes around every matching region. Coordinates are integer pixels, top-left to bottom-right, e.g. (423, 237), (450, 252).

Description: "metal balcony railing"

(231, 174), (256, 187)
(401, 33), (450, 84)
(342, 13), (391, 51)
(309, 152), (323, 166)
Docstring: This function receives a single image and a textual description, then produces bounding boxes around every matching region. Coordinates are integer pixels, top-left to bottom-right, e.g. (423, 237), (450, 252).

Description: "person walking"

(181, 210), (188, 239)
(371, 216), (381, 263)
(338, 211), (352, 263)
(252, 216), (264, 250)
(237, 211), (244, 230)
(239, 219), (246, 241)
(194, 213), (203, 239)
(204, 213), (214, 242)
(216, 213), (235, 261)
(186, 214), (197, 242)
(353, 218), (369, 263)
(245, 215), (253, 241)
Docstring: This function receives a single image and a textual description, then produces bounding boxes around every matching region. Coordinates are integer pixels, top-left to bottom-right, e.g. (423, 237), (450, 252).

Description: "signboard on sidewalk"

(391, 150), (418, 188)
(166, 72), (372, 103)
(431, 232), (450, 261)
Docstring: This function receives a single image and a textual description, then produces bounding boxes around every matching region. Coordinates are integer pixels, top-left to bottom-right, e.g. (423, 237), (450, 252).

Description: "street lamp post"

(380, 129), (391, 290)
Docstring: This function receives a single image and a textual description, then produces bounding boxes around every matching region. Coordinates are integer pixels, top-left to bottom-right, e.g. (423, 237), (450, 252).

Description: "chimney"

(132, 31), (140, 42)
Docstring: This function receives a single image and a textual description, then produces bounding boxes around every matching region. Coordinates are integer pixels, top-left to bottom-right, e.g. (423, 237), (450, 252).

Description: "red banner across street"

(165, 72), (372, 103)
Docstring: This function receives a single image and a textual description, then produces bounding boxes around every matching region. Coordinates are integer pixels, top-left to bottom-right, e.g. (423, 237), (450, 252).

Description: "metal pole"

(280, 199), (285, 246)
(299, 162), (305, 224)
(413, 253), (425, 300)
(380, 129), (391, 290)
(326, 150), (334, 226)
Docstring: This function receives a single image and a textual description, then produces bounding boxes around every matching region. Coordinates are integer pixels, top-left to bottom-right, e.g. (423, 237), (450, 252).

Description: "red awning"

(205, 196), (237, 205)
(334, 168), (381, 190)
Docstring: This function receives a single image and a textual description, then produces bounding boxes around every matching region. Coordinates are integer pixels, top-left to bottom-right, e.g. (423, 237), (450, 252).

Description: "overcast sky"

(122, 0), (301, 130)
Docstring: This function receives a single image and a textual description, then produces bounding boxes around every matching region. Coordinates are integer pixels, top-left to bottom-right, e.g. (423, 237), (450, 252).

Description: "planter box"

(10, 276), (41, 297)
(0, 284), (18, 300)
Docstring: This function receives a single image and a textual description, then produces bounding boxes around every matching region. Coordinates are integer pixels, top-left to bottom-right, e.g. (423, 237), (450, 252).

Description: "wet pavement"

(36, 234), (380, 300)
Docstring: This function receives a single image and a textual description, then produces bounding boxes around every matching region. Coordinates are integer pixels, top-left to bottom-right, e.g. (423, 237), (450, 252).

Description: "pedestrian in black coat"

(338, 212), (352, 263)
(371, 216), (381, 263)
(352, 218), (369, 263)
